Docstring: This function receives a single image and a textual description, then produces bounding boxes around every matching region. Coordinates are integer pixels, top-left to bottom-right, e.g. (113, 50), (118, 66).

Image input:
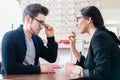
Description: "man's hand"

(40, 64), (61, 74)
(45, 24), (54, 37)
(40, 64), (55, 73)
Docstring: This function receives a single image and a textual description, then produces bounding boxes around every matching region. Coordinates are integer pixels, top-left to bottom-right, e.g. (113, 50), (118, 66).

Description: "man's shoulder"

(3, 29), (20, 42)
(4, 29), (19, 37)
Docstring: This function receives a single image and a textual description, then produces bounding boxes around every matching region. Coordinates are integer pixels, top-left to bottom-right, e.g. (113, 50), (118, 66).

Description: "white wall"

(101, 9), (120, 36)
(101, 0), (120, 36)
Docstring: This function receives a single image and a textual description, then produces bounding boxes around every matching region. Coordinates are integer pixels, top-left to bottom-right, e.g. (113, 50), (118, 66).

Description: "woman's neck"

(88, 25), (96, 38)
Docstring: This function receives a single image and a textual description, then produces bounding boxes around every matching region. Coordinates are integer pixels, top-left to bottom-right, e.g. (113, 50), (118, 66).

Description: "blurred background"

(0, 0), (120, 64)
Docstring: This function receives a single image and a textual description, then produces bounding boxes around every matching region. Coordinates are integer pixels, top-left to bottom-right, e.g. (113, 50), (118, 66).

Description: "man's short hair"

(23, 3), (49, 22)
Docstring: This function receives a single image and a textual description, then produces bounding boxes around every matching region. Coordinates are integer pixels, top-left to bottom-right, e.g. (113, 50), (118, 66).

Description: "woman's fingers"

(71, 66), (83, 75)
(69, 36), (73, 41)
(69, 36), (76, 41)
(72, 32), (76, 37)
(68, 32), (76, 41)
(69, 36), (75, 41)
(65, 62), (75, 73)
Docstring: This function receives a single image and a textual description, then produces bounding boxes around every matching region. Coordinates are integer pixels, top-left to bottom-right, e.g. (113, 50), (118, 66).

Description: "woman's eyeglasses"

(76, 16), (84, 22)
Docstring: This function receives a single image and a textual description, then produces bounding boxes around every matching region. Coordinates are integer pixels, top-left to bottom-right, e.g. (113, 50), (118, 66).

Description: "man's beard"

(28, 26), (37, 35)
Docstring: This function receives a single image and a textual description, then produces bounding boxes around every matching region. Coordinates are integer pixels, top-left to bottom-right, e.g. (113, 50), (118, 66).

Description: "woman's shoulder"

(92, 29), (113, 42)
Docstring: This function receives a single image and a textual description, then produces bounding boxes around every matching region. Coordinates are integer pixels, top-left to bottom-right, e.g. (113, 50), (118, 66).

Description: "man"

(1, 3), (58, 74)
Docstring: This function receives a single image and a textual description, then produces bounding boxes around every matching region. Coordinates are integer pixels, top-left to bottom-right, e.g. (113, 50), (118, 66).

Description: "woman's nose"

(76, 24), (78, 27)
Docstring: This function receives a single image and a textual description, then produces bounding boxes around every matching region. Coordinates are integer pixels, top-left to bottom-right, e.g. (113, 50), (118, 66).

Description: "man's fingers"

(45, 24), (53, 30)
(48, 67), (55, 73)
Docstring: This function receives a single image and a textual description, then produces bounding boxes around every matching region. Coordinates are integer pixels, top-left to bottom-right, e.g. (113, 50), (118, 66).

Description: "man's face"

(76, 14), (89, 34)
(30, 13), (46, 35)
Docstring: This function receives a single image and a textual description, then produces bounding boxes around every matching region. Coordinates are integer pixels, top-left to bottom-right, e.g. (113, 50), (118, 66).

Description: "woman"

(65, 6), (120, 80)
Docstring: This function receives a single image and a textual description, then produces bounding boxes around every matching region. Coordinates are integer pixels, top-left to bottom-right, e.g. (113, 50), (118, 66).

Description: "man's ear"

(87, 17), (92, 24)
(25, 15), (32, 24)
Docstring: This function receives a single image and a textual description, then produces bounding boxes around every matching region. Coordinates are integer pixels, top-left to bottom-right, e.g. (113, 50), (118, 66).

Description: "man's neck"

(23, 25), (32, 40)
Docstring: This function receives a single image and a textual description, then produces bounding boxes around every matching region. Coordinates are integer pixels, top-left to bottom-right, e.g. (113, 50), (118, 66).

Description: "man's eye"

(39, 21), (44, 23)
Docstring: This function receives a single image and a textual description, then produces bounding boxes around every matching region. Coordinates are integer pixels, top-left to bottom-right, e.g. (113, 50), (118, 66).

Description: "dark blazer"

(1, 25), (58, 74)
(76, 28), (120, 80)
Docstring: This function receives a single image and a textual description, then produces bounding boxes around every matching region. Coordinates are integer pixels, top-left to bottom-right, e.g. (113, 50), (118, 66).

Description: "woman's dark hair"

(23, 3), (49, 22)
(80, 6), (120, 45)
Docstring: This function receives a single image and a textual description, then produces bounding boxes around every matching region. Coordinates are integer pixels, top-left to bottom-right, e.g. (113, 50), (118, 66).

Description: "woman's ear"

(87, 17), (92, 24)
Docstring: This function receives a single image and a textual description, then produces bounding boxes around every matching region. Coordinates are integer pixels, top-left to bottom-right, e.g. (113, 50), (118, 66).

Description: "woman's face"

(76, 14), (89, 34)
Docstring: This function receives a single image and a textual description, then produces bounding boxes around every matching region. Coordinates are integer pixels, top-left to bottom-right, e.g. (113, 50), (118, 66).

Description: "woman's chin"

(79, 31), (84, 34)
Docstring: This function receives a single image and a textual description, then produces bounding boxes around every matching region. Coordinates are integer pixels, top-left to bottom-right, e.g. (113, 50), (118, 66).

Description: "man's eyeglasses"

(33, 17), (46, 28)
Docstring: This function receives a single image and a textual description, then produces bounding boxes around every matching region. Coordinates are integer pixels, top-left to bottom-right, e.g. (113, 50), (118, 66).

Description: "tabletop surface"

(0, 70), (85, 80)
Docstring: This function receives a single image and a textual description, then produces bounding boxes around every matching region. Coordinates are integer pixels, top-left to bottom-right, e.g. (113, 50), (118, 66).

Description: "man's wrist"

(47, 36), (55, 39)
(47, 36), (56, 44)
(46, 34), (54, 37)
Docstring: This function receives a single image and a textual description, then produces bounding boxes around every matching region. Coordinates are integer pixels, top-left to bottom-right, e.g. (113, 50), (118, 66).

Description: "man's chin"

(33, 32), (39, 35)
(36, 31), (40, 35)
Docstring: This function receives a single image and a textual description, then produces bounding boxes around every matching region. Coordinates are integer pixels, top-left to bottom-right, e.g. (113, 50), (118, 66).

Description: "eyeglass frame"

(76, 16), (84, 22)
(76, 16), (88, 22)
(31, 16), (46, 28)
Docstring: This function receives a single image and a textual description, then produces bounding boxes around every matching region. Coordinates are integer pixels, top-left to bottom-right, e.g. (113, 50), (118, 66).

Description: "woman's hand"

(65, 63), (83, 77)
(69, 32), (76, 51)
(69, 32), (81, 61)
(65, 62), (75, 73)
(72, 66), (83, 77)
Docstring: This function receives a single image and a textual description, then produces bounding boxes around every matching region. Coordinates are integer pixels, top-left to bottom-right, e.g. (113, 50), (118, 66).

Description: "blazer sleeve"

(2, 32), (40, 74)
(83, 36), (111, 80)
(76, 54), (85, 67)
(39, 36), (58, 63)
